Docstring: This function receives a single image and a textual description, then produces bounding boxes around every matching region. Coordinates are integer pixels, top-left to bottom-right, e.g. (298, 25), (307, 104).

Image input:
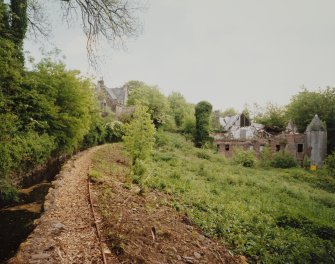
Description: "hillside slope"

(90, 144), (240, 263)
(92, 132), (335, 263)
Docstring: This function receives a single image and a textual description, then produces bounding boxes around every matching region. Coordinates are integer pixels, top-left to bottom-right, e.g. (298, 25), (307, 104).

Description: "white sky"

(24, 0), (335, 111)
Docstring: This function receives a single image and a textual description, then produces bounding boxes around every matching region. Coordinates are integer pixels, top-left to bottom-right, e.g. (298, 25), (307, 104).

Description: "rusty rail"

(87, 175), (107, 264)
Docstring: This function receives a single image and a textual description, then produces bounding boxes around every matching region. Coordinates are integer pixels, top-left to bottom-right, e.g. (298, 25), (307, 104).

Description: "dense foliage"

(0, 44), (99, 201)
(168, 92), (194, 129)
(253, 103), (287, 131)
(232, 148), (256, 168)
(271, 151), (298, 168)
(194, 101), (212, 147)
(123, 105), (156, 165)
(325, 152), (335, 177)
(126, 81), (170, 127)
(126, 131), (335, 263)
(286, 87), (335, 152)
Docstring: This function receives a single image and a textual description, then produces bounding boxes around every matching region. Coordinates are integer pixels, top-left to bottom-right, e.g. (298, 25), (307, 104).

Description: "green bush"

(105, 121), (125, 142)
(271, 151), (298, 168)
(325, 152), (335, 177)
(82, 120), (106, 148)
(155, 129), (170, 148)
(196, 150), (211, 160)
(132, 159), (147, 177)
(181, 115), (196, 138)
(303, 156), (311, 169)
(0, 52), (98, 203)
(0, 179), (18, 203)
(259, 145), (272, 167)
(232, 148), (256, 167)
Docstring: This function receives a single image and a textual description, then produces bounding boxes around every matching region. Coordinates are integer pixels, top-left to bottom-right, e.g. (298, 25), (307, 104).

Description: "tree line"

(0, 0), (142, 202)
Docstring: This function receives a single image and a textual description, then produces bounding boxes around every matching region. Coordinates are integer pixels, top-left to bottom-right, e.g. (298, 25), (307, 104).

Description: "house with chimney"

(96, 80), (134, 117)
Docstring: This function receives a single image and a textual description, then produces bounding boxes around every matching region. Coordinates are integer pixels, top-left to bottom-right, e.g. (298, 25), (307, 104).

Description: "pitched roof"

(306, 114), (327, 132)
(106, 87), (126, 104)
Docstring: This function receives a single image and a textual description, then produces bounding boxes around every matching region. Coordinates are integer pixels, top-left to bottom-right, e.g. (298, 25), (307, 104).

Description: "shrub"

(259, 145), (272, 168)
(271, 151), (298, 168)
(82, 120), (106, 148)
(155, 129), (170, 148)
(105, 121), (125, 142)
(324, 152), (335, 177)
(232, 148), (256, 167)
(303, 156), (311, 169)
(132, 159), (147, 177)
(0, 179), (18, 203)
(197, 150), (211, 160)
(182, 115), (196, 137)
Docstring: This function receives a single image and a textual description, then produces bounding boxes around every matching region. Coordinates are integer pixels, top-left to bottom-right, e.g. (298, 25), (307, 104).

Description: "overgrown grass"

(92, 133), (335, 263)
(134, 131), (335, 263)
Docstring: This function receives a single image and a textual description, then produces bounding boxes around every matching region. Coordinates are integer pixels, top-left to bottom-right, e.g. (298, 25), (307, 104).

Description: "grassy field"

(129, 131), (335, 263)
(91, 131), (335, 263)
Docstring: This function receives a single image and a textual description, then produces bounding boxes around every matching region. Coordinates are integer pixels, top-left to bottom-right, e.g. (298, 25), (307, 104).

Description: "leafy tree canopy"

(253, 103), (287, 131)
(126, 80), (170, 127)
(123, 105), (156, 164)
(221, 107), (238, 117)
(286, 87), (335, 151)
(168, 92), (194, 128)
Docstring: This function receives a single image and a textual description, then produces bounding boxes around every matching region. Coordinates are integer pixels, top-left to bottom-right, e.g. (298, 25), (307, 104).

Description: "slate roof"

(106, 87), (126, 104)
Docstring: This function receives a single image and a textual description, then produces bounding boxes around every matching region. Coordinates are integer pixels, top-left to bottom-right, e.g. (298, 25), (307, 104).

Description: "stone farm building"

(212, 113), (327, 167)
(96, 80), (134, 117)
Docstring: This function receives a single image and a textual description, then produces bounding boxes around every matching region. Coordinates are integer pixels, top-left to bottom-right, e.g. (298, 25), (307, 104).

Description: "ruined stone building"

(213, 114), (327, 167)
(96, 80), (134, 117)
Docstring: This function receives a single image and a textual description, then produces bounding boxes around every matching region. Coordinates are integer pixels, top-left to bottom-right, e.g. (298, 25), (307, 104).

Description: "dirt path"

(90, 144), (242, 264)
(9, 145), (242, 264)
(9, 146), (111, 264)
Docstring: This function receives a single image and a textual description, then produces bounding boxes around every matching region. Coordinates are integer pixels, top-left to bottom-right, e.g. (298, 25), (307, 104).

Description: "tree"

(1, 0), (143, 64)
(195, 101), (212, 147)
(211, 110), (223, 132)
(286, 87), (335, 152)
(253, 103), (287, 131)
(221, 107), (237, 117)
(127, 81), (171, 127)
(123, 105), (156, 164)
(168, 92), (194, 128)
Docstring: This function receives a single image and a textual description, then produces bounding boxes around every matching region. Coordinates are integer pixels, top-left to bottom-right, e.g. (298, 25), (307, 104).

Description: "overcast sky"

(25, 0), (335, 111)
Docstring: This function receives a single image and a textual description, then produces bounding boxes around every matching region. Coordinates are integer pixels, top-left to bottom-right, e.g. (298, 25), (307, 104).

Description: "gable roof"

(106, 87), (126, 104)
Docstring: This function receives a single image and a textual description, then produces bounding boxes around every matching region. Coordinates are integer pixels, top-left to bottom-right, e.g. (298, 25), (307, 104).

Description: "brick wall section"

(214, 133), (308, 162)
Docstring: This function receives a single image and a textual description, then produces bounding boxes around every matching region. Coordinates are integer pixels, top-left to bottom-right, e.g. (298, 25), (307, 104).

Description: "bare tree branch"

(27, 0), (51, 41)
(64, 0), (144, 66)
(25, 0), (144, 67)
